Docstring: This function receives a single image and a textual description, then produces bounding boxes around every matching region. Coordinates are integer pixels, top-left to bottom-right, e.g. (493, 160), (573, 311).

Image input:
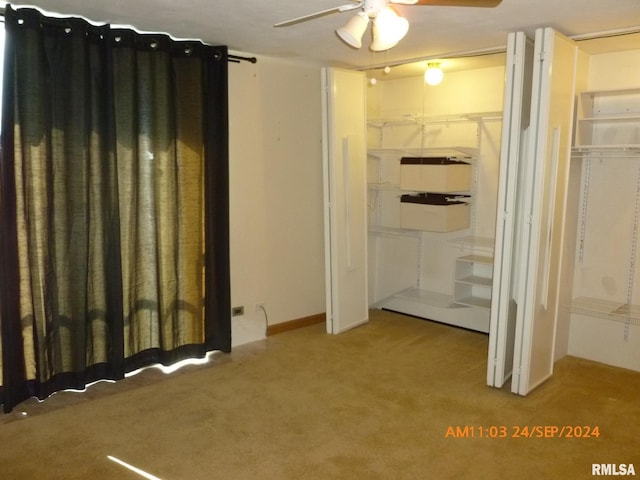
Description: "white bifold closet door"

(487, 31), (534, 388)
(321, 67), (369, 334)
(489, 28), (578, 395)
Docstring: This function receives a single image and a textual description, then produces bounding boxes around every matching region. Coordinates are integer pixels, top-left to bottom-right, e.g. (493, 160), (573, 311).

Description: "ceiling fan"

(274, 0), (502, 51)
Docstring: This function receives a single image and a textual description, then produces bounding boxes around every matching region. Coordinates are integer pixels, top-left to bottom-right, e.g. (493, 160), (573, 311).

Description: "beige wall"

(371, 65), (506, 118)
(587, 49), (640, 91)
(228, 54), (325, 346)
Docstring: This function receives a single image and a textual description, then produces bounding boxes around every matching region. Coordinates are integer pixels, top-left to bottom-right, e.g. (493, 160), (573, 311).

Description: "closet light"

(424, 63), (443, 86)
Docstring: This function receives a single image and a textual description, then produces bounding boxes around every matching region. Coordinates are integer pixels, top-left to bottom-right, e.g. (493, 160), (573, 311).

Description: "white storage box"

(400, 193), (470, 232)
(400, 157), (471, 192)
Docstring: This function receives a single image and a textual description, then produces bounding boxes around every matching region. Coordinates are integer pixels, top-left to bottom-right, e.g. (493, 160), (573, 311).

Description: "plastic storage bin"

(400, 193), (470, 232)
(400, 157), (471, 192)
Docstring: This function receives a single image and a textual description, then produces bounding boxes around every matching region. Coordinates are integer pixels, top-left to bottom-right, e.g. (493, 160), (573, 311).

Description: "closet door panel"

(511, 28), (578, 395)
(487, 32), (534, 388)
(322, 68), (369, 334)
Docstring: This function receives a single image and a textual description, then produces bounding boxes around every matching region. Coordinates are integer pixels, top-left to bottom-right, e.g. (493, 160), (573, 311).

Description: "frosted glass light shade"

(370, 7), (409, 51)
(336, 12), (369, 49)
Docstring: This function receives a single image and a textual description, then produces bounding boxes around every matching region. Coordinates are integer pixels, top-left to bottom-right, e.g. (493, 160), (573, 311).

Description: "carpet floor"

(1, 309), (639, 479)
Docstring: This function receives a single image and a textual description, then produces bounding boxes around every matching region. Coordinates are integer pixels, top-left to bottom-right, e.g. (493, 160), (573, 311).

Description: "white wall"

(228, 55), (325, 346)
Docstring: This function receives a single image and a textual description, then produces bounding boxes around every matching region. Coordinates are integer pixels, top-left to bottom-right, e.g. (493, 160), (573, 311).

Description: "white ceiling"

(5, 0), (640, 76)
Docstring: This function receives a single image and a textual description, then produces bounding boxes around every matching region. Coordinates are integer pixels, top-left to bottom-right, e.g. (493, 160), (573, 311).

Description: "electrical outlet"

(255, 302), (265, 313)
(232, 306), (244, 317)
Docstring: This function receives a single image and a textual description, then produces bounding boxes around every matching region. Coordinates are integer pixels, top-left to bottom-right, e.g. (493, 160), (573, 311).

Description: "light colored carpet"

(1, 309), (639, 479)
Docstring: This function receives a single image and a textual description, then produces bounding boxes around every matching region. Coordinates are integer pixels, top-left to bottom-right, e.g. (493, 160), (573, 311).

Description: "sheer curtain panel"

(0, 6), (231, 413)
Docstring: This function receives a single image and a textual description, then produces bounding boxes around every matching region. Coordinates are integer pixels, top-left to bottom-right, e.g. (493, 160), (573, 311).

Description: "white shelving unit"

(366, 114), (487, 234)
(449, 235), (495, 253)
(574, 88), (640, 150)
(367, 112), (499, 333)
(453, 254), (494, 310)
(569, 88), (640, 331)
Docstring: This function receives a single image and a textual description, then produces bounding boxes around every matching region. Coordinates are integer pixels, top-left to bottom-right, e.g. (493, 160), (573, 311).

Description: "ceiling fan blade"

(409, 0), (502, 6)
(274, 2), (363, 27)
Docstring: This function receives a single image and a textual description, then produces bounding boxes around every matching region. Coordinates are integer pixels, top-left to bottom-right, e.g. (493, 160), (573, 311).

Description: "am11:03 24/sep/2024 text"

(445, 425), (601, 439)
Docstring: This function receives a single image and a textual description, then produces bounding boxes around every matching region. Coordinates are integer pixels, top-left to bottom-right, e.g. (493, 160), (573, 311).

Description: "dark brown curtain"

(0, 6), (231, 413)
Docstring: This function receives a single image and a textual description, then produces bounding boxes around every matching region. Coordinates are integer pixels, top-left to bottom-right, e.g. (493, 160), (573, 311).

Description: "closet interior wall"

(366, 64), (505, 332)
(564, 46), (640, 371)
(363, 37), (640, 374)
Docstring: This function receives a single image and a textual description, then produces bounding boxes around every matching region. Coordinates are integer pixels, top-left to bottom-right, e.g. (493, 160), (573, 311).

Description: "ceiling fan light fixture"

(336, 12), (370, 49)
(370, 6), (409, 52)
(424, 62), (444, 86)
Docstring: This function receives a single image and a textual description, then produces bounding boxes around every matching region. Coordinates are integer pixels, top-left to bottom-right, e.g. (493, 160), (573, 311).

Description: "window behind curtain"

(0, 6), (231, 413)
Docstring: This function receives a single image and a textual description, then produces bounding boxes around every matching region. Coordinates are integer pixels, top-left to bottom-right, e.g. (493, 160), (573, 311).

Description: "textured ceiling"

(4, 0), (640, 75)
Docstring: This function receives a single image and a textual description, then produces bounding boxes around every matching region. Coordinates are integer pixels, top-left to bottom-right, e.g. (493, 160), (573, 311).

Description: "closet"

(565, 66), (640, 372)
(322, 27), (640, 396)
(365, 60), (504, 334)
(489, 29), (640, 394)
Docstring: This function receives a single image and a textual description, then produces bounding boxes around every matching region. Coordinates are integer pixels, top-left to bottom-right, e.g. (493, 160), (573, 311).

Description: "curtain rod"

(0, 7), (257, 64)
(228, 54), (257, 64)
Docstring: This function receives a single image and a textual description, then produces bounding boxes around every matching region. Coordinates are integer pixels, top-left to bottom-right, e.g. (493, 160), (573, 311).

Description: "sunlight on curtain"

(112, 37), (207, 358)
(0, 6), (231, 413)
